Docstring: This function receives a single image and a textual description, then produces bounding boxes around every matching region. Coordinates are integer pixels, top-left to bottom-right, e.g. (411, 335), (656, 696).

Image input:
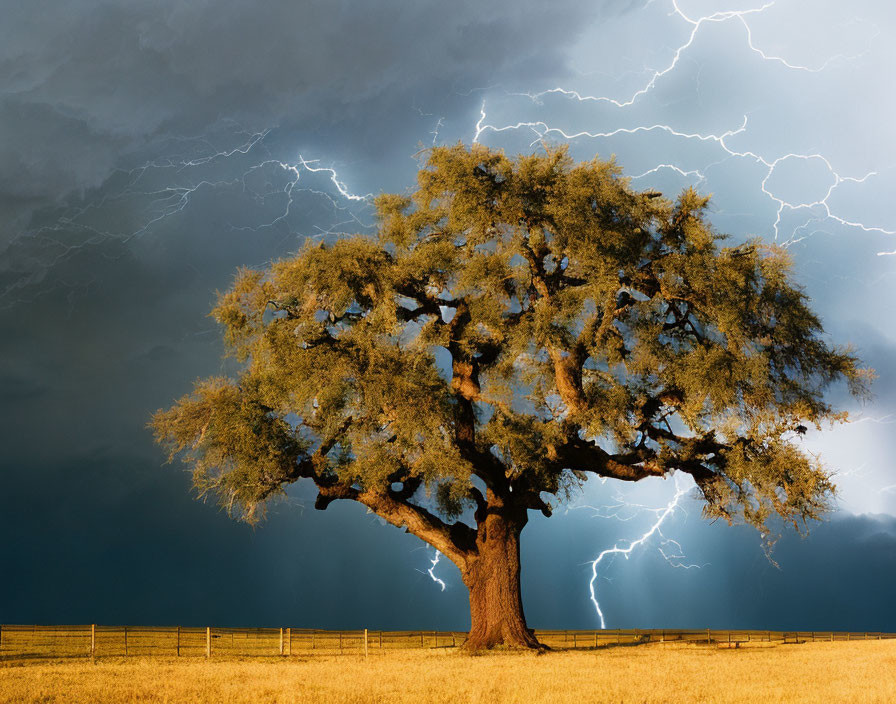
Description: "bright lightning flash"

(426, 549), (447, 591)
(473, 0), (895, 254)
(587, 475), (693, 629)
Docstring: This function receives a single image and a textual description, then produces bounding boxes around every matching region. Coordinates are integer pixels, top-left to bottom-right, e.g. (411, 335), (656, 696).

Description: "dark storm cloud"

(0, 0), (603, 627)
(2, 0), (895, 631)
(0, 0), (595, 211)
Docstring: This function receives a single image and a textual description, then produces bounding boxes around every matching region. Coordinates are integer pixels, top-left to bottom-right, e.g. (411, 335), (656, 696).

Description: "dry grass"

(3, 640), (895, 703)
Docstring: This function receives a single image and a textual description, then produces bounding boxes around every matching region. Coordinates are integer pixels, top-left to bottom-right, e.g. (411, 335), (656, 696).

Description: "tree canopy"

(152, 143), (869, 647)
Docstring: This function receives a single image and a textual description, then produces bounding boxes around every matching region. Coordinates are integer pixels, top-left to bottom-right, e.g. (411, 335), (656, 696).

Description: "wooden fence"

(1, 625), (894, 660)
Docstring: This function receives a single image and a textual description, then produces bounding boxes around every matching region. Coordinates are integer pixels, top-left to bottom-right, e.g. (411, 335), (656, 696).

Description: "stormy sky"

(2, 0), (895, 631)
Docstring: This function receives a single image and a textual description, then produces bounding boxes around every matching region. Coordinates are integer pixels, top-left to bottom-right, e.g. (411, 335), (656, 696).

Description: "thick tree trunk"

(461, 511), (541, 650)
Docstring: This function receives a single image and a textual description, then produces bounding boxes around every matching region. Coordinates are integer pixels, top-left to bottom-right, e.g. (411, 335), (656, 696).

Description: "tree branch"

(356, 489), (477, 568)
(553, 436), (665, 481)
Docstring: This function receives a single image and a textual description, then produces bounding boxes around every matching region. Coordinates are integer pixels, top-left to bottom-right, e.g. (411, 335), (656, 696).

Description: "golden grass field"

(2, 640), (895, 704)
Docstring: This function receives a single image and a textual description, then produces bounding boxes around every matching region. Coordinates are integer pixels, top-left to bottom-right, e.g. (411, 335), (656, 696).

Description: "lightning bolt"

(294, 156), (372, 202)
(586, 475), (694, 629)
(475, 103), (894, 252)
(2, 128), (373, 306)
(516, 0), (867, 110)
(473, 0), (895, 254)
(427, 550), (447, 591)
(847, 413), (896, 425)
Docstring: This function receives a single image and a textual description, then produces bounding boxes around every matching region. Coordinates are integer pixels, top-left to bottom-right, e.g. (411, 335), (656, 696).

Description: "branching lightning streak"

(3, 129), (373, 305)
(518, 0), (863, 110)
(587, 476), (692, 629)
(427, 550), (447, 591)
(474, 107), (749, 146)
(474, 0), (895, 253)
(475, 103), (895, 251)
(295, 156), (373, 202)
(848, 413), (896, 425)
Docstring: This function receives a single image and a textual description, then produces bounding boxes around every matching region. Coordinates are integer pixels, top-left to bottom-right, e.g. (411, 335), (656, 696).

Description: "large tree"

(153, 144), (869, 650)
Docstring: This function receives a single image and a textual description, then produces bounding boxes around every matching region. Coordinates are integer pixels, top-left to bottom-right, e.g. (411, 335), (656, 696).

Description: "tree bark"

(461, 510), (541, 650)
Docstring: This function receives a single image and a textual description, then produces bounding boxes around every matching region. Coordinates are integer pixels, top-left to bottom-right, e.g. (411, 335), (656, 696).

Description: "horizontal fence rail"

(1, 626), (894, 660)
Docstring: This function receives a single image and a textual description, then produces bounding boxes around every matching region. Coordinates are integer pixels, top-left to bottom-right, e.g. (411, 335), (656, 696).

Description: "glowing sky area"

(1, 0), (895, 631)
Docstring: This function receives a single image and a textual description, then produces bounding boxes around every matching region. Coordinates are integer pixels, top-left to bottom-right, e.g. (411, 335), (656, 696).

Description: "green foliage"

(151, 377), (307, 521)
(152, 143), (870, 537)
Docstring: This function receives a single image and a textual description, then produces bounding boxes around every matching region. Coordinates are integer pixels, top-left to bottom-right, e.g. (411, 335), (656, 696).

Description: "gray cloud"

(0, 0), (594, 208)
(1, 0), (895, 630)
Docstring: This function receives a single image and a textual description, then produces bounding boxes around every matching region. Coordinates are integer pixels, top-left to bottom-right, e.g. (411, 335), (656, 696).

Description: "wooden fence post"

(287, 628), (291, 655)
(206, 627), (211, 659)
(91, 624), (95, 660)
(279, 628), (284, 656)
(124, 626), (128, 656)
(364, 629), (368, 658)
(176, 626), (180, 656)
(380, 631), (383, 649)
